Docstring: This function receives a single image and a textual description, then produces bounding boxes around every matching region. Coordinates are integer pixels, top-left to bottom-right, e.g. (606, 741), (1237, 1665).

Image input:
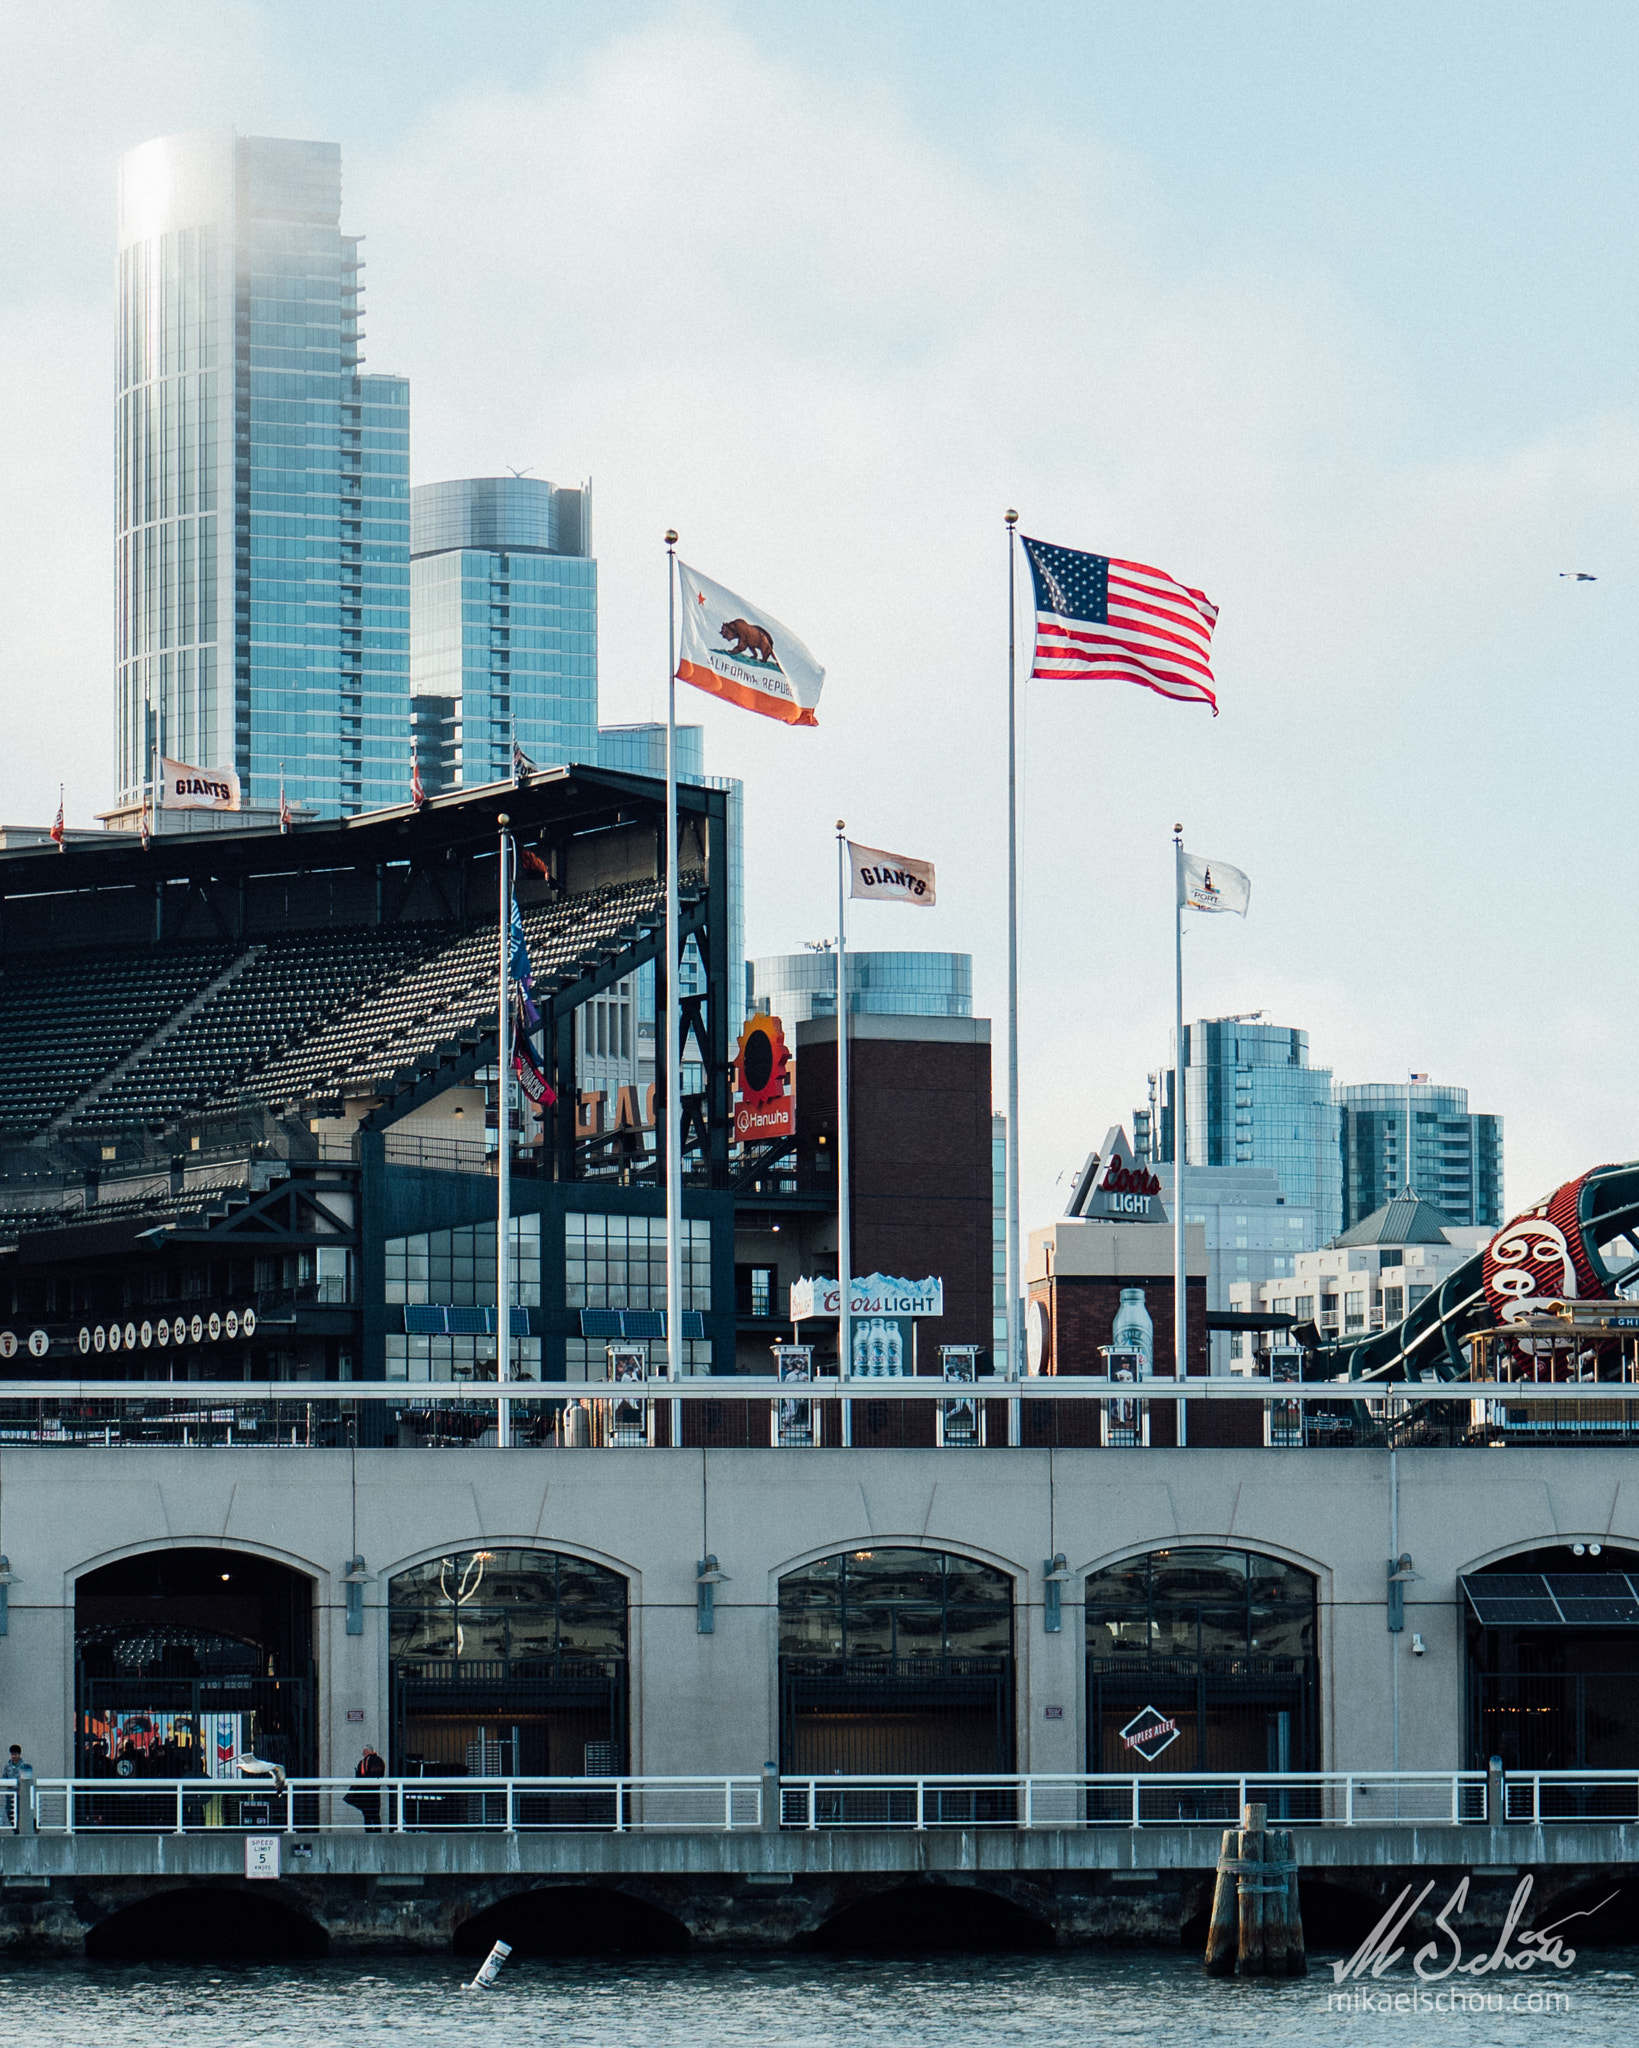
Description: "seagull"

(1560, 571), (1597, 582)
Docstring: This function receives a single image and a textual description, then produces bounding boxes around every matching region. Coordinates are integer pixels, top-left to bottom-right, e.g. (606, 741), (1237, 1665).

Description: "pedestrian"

(1, 1746), (28, 1780)
(345, 1742), (386, 1831)
(4, 1745), (31, 1835)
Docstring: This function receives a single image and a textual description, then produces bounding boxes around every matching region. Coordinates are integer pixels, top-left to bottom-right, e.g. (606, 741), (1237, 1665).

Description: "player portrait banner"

(676, 562), (825, 726)
(160, 756), (241, 812)
(848, 841), (936, 908)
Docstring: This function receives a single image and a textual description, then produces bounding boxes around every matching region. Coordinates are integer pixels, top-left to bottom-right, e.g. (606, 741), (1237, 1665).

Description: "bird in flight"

(1560, 571), (1597, 582)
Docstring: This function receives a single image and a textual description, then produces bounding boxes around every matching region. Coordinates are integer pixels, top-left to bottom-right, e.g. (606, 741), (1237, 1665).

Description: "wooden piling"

(1283, 1833), (1308, 1978)
(1234, 1806), (1266, 1977)
(1203, 1827), (1239, 1976)
(1261, 1825), (1290, 1976)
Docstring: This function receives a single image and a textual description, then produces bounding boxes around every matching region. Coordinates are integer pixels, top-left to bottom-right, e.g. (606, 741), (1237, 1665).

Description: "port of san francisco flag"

(677, 563), (824, 726)
(1022, 538), (1219, 715)
(1180, 851), (1250, 916)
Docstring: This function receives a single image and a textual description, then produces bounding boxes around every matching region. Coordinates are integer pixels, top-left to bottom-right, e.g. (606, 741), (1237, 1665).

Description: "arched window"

(389, 1549), (627, 1776)
(779, 1549), (1014, 1775)
(1085, 1548), (1317, 1773)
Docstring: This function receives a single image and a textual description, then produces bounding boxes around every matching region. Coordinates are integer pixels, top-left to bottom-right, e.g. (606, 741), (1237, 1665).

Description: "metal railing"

(24, 1774), (763, 1835)
(22, 1768), (1639, 1835)
(777, 1771), (1489, 1829)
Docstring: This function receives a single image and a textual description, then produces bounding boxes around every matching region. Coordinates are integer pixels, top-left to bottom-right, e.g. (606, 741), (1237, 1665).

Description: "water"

(0, 1952), (1634, 2047)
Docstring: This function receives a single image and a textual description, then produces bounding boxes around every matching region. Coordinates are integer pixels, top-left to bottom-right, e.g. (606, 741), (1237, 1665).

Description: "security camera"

(1410, 1633), (1426, 1657)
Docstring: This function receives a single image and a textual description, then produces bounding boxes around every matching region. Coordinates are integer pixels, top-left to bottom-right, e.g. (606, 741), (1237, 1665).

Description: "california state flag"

(676, 562), (824, 726)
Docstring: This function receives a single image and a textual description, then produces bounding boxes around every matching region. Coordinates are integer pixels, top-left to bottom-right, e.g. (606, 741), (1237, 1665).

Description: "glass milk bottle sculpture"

(1111, 1288), (1154, 1378)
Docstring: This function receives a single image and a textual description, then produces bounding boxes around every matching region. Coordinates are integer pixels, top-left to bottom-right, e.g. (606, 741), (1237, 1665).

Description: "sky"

(1, 1), (1636, 1234)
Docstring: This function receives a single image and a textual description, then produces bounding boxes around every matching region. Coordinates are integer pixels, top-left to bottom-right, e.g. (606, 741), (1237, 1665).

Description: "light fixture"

(1411, 1633), (1427, 1656)
(0, 1555), (13, 1638)
(696, 1555), (730, 1633)
(343, 1556), (372, 1636)
(1591, 1543), (1603, 1557)
(1573, 1543), (1586, 1556)
(1043, 1553), (1072, 1634)
(220, 1573), (231, 1582)
(1387, 1553), (1419, 1633)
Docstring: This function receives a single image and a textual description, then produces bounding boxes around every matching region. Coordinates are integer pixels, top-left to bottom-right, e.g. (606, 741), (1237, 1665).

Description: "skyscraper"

(1136, 1016), (1342, 1242)
(1336, 1082), (1503, 1232)
(115, 129), (410, 818)
(409, 476), (596, 791)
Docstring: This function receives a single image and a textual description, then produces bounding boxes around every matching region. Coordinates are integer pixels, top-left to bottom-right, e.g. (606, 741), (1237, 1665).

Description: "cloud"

(3, 6), (1634, 1229)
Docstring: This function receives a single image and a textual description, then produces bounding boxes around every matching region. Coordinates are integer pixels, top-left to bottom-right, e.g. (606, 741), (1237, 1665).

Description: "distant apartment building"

(1226, 1191), (1490, 1362)
(1336, 1081), (1503, 1232)
(409, 475), (595, 792)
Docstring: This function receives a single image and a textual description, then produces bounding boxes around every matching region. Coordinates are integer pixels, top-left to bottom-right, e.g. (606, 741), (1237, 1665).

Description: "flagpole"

(1173, 825), (1188, 1416)
(664, 531), (683, 1390)
(497, 813), (513, 1449)
(1005, 511), (1021, 1439)
(836, 822), (852, 1432)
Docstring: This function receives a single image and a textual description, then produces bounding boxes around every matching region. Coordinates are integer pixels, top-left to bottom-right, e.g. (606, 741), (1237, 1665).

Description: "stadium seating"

(0, 871), (688, 1143)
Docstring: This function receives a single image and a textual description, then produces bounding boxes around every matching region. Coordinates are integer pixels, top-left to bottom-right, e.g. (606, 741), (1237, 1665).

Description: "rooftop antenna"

(506, 466), (534, 479)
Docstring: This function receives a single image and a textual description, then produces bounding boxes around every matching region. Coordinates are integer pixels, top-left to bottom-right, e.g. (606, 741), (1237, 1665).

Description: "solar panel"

(1461, 1572), (1639, 1627)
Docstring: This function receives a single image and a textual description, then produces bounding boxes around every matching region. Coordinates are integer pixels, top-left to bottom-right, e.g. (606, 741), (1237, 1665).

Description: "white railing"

(16, 1770), (1639, 1837)
(24, 1774), (763, 1836)
(1502, 1770), (1639, 1825)
(777, 1771), (1490, 1829)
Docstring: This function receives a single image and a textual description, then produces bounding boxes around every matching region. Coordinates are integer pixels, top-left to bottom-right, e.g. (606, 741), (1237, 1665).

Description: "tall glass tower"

(115, 129), (410, 817)
(410, 476), (596, 790)
(1141, 1016), (1342, 1242)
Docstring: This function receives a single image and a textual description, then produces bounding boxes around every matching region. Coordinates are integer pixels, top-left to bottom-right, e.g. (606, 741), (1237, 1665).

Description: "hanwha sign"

(734, 1012), (794, 1142)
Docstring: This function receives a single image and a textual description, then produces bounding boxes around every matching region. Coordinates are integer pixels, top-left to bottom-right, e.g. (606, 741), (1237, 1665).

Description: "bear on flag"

(676, 563), (824, 726)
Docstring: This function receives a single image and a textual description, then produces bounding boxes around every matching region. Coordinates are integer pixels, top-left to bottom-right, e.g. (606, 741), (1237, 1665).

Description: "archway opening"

(1085, 1548), (1318, 1782)
(389, 1549), (628, 1778)
(778, 1549), (1015, 1782)
(454, 1886), (689, 1957)
(1465, 1545), (1639, 1770)
(86, 1887), (328, 1961)
(75, 1548), (316, 1776)
(807, 1883), (1052, 1954)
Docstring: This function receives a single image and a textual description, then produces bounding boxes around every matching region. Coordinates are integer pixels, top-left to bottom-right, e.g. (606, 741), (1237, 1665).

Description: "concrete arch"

(84, 1882), (328, 1960)
(1454, 1533), (1639, 1576)
(64, 1532), (328, 1596)
(377, 1534), (642, 1597)
(802, 1878), (1055, 1953)
(767, 1533), (1027, 1595)
(1074, 1533), (1330, 1586)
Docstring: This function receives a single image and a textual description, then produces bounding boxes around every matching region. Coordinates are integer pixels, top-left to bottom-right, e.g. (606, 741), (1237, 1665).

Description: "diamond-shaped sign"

(1119, 1705), (1181, 1764)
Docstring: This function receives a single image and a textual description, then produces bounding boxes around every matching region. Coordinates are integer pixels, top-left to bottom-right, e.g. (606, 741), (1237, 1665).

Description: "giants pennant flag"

(1022, 537), (1219, 714)
(676, 562), (825, 726)
(848, 840), (936, 908)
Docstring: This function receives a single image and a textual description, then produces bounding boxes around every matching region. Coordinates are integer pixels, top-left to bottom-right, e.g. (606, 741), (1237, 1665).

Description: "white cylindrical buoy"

(468, 1939), (512, 1989)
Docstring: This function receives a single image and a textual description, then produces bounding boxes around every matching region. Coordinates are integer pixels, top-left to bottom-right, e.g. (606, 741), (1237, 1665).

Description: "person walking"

(4, 1745), (32, 1834)
(346, 1742), (386, 1831)
(2, 1746), (28, 1780)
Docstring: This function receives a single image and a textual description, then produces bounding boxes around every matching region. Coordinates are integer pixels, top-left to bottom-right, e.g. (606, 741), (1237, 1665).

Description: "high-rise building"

(115, 129), (410, 817)
(409, 476), (596, 792)
(748, 951), (972, 1025)
(1135, 1016), (1342, 1242)
(1336, 1082), (1503, 1232)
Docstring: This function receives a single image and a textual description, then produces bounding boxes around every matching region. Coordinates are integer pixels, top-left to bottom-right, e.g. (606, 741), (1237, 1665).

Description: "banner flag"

(847, 840), (936, 907)
(1180, 851), (1250, 916)
(160, 757), (241, 812)
(676, 562), (824, 726)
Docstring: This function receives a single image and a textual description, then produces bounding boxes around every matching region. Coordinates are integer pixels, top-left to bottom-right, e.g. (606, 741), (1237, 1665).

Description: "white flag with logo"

(676, 562), (824, 726)
(848, 841), (936, 908)
(1180, 851), (1249, 916)
(160, 756), (241, 812)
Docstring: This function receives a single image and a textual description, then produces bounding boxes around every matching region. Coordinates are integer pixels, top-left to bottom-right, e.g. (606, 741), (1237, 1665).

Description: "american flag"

(278, 765), (292, 834)
(410, 745), (427, 810)
(49, 785), (65, 851)
(1021, 537), (1219, 713)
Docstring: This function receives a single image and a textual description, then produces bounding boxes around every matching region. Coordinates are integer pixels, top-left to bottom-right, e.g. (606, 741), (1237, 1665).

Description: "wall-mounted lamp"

(1043, 1553), (1072, 1634)
(1387, 1553), (1420, 1633)
(1410, 1633), (1427, 1656)
(1572, 1543), (1603, 1557)
(696, 1555), (730, 1634)
(0, 1556), (15, 1638)
(342, 1556), (372, 1637)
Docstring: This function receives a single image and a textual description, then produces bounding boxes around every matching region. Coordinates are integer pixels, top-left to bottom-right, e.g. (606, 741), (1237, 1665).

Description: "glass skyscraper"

(1337, 1082), (1503, 1232)
(748, 951), (972, 1023)
(410, 476), (596, 791)
(1138, 1017), (1343, 1242)
(116, 129), (410, 816)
